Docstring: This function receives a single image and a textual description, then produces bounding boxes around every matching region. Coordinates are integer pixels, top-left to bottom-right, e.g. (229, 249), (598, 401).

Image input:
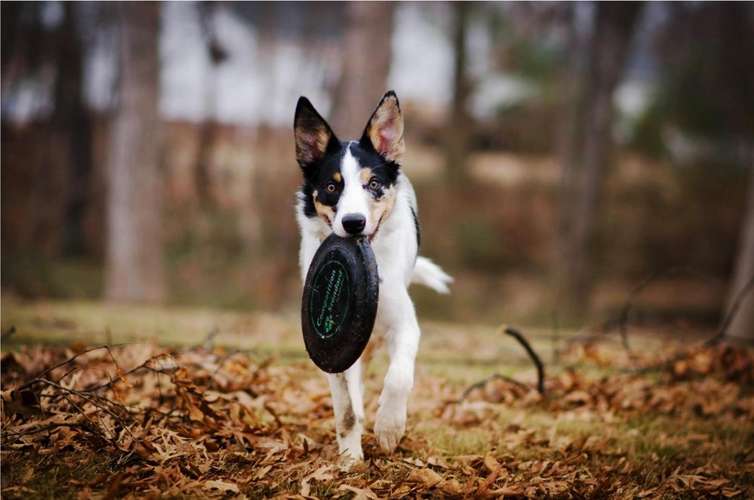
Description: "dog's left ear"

(360, 90), (405, 164)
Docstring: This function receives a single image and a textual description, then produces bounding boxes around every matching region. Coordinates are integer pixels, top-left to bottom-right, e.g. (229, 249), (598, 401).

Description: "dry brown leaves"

(1, 341), (753, 498)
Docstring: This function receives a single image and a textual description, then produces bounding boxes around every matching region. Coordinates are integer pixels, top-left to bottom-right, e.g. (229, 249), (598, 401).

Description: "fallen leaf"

(408, 468), (444, 488)
(203, 480), (239, 494)
(338, 484), (378, 500)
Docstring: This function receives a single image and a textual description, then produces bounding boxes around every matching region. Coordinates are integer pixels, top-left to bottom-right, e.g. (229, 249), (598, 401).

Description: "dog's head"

(294, 91), (405, 239)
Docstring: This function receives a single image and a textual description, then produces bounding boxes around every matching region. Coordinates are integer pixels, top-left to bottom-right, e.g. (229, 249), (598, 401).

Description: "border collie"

(294, 91), (452, 462)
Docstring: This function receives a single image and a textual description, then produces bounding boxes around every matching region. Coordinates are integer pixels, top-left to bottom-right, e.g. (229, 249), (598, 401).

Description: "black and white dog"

(294, 91), (452, 462)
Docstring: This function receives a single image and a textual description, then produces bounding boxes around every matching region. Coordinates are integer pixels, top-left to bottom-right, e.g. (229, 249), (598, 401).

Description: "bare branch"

(18, 344), (130, 392)
(504, 326), (545, 395)
(456, 374), (530, 404)
(455, 325), (546, 403)
(616, 267), (713, 352)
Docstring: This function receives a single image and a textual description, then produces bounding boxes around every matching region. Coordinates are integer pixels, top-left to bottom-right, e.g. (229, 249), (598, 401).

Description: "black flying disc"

(301, 233), (379, 373)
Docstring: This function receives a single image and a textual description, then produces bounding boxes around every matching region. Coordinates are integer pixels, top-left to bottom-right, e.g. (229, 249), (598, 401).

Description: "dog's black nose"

(342, 213), (366, 235)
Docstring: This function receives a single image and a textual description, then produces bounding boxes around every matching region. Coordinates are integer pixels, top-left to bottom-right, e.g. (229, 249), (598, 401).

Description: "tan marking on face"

(368, 185), (396, 229)
(359, 168), (373, 184)
(314, 198), (335, 225)
(333, 172), (342, 183)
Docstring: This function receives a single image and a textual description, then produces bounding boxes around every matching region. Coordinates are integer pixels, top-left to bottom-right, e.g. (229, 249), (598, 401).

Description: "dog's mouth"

(367, 214), (386, 243)
(329, 215), (384, 243)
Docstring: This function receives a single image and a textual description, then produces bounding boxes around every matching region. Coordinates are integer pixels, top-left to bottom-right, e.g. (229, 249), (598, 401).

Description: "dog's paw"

(338, 446), (364, 469)
(374, 406), (406, 453)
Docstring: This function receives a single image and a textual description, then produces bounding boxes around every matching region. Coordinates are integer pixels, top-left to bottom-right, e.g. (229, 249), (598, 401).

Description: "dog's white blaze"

(332, 143), (371, 237)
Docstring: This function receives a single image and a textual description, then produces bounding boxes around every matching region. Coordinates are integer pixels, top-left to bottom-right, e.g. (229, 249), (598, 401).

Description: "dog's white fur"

(296, 143), (451, 462)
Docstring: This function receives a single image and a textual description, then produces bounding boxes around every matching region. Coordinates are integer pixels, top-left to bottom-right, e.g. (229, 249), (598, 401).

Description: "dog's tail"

(411, 256), (453, 294)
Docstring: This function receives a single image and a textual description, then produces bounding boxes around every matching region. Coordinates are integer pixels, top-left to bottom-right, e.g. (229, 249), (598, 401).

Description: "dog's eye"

(368, 179), (381, 190)
(326, 183), (336, 193)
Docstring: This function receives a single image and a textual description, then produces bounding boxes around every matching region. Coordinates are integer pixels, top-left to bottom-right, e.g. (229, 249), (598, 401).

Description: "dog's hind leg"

(374, 286), (420, 453)
(327, 359), (364, 464)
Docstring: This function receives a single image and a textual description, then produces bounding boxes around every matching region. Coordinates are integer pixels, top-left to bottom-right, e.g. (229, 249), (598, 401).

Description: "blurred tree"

(631, 3), (754, 162)
(627, 3), (754, 334)
(104, 2), (164, 303)
(194, 1), (228, 208)
(445, 2), (473, 183)
(726, 164), (754, 341)
(720, 3), (754, 341)
(1, 3), (94, 260)
(56, 2), (93, 256)
(331, 2), (395, 137)
(557, 2), (643, 316)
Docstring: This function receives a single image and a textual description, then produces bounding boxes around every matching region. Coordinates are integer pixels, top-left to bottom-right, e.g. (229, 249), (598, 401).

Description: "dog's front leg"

(375, 286), (420, 453)
(327, 359), (364, 463)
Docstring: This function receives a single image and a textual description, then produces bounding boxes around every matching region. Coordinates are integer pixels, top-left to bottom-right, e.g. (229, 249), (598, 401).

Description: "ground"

(2, 298), (753, 499)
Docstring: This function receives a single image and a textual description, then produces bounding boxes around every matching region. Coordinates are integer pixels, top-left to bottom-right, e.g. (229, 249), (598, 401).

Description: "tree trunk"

(193, 1), (227, 207)
(444, 2), (472, 184)
(55, 2), (93, 256)
(557, 2), (643, 316)
(719, 5), (754, 341)
(725, 162), (754, 340)
(104, 2), (164, 303)
(331, 2), (394, 137)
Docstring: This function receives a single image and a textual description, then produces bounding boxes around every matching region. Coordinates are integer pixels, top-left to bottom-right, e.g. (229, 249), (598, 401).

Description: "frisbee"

(301, 233), (379, 373)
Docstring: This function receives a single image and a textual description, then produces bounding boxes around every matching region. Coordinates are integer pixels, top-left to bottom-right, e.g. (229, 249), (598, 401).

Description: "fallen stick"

(504, 326), (545, 395)
(563, 267), (716, 358)
(17, 344), (130, 392)
(456, 325), (546, 403)
(615, 267), (688, 351)
(456, 373), (530, 403)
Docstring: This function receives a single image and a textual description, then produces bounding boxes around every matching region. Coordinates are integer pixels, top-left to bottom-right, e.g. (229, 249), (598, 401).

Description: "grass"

(2, 297), (752, 498)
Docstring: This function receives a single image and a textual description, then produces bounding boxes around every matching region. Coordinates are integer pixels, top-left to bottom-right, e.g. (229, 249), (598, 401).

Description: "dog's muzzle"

(342, 213), (366, 235)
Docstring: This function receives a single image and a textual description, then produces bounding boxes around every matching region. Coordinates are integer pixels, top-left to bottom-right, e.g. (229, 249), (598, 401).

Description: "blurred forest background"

(2, 1), (753, 339)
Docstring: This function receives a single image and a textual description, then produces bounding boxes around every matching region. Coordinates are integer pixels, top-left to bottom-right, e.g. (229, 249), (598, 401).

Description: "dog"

(294, 90), (452, 462)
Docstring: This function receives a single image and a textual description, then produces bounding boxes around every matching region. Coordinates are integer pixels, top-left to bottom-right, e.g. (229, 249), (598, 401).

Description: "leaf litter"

(1, 337), (753, 498)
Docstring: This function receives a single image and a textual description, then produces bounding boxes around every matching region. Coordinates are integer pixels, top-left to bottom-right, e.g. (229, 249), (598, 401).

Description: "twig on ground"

(617, 268), (681, 349)
(504, 326), (545, 395)
(456, 325), (546, 403)
(54, 365), (81, 384)
(59, 393), (123, 449)
(616, 266), (716, 352)
(34, 379), (129, 420)
(563, 267), (715, 355)
(456, 374), (531, 403)
(87, 353), (177, 393)
(202, 327), (220, 351)
(7, 347), (182, 449)
(615, 269), (670, 351)
(17, 344), (130, 392)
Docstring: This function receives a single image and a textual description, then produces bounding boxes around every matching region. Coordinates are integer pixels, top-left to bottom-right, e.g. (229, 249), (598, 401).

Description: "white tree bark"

(105, 2), (164, 303)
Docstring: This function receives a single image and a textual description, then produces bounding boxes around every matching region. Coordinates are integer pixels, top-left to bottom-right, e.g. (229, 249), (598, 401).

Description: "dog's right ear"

(294, 97), (339, 170)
